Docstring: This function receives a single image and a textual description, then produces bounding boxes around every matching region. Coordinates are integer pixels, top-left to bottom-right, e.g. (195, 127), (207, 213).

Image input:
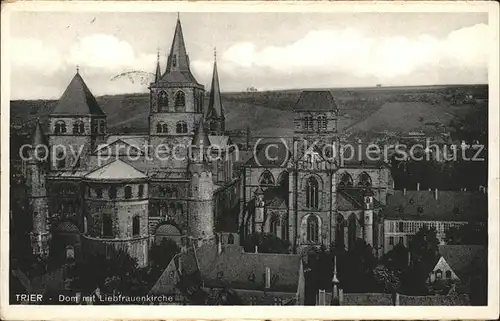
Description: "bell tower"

(149, 16), (205, 171)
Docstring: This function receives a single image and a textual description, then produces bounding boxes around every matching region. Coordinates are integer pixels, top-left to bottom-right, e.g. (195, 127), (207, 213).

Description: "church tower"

(206, 50), (225, 135)
(187, 120), (215, 242)
(48, 69), (106, 171)
(27, 120), (51, 256)
(149, 16), (205, 171)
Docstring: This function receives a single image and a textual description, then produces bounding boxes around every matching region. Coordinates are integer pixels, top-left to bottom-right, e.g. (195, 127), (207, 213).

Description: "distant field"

(10, 84), (487, 139)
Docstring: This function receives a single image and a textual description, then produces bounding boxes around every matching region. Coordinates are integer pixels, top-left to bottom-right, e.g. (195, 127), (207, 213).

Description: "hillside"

(10, 84), (487, 139)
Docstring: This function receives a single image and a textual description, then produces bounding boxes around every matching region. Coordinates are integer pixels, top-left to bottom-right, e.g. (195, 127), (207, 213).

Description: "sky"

(10, 12), (490, 100)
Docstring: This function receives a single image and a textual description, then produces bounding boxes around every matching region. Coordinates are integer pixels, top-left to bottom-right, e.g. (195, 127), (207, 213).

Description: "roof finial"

(157, 46), (160, 61)
(177, 12), (180, 21)
(76, 64), (80, 74)
(214, 47), (217, 61)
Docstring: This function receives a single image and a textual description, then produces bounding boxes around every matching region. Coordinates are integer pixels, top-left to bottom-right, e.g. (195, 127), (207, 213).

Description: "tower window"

(281, 218), (289, 240)
(158, 91), (168, 111)
(338, 172), (353, 189)
(109, 186), (117, 199)
(318, 114), (327, 131)
(132, 216), (140, 236)
(357, 172), (372, 188)
(95, 188), (103, 199)
(259, 171), (275, 187)
(99, 120), (105, 133)
(73, 121), (85, 134)
(304, 114), (313, 131)
(124, 186), (132, 199)
(306, 176), (319, 209)
(306, 215), (319, 243)
(55, 120), (67, 134)
(91, 122), (98, 134)
(102, 214), (113, 238)
(172, 54), (177, 67)
(138, 185), (144, 198)
(176, 121), (188, 133)
(175, 91), (186, 109)
(157, 122), (168, 133)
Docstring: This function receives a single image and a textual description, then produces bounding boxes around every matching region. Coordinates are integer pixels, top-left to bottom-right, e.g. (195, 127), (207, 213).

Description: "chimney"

(394, 292), (400, 306)
(254, 245), (258, 253)
(434, 188), (438, 200)
(403, 188), (407, 196)
(339, 288), (344, 305)
(416, 182), (420, 191)
(318, 289), (326, 305)
(265, 267), (271, 289)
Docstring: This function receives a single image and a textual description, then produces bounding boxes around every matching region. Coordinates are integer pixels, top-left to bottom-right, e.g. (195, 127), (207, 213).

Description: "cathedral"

(26, 17), (394, 267)
(26, 17), (239, 267)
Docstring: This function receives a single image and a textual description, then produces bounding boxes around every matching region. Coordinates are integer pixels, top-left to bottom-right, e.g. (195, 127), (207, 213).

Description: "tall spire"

(206, 48), (224, 120)
(155, 48), (161, 82)
(192, 119), (211, 148)
(31, 119), (47, 147)
(166, 16), (190, 73)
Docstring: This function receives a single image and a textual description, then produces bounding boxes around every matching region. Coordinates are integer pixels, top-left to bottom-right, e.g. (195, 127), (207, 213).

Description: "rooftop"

(84, 159), (147, 181)
(294, 90), (338, 112)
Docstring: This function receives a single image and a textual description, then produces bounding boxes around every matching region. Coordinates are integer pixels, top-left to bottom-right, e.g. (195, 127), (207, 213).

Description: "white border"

(1, 1), (499, 320)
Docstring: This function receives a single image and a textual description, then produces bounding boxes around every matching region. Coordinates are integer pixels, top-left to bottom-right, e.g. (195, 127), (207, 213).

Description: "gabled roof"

(158, 17), (202, 87)
(438, 245), (486, 281)
(244, 142), (291, 167)
(206, 55), (225, 119)
(382, 190), (488, 222)
(293, 90), (338, 112)
(85, 159), (147, 181)
(337, 188), (382, 211)
(51, 72), (105, 116)
(192, 120), (211, 147)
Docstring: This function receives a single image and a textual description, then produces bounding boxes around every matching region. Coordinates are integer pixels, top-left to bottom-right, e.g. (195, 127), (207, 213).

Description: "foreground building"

(26, 17), (240, 267)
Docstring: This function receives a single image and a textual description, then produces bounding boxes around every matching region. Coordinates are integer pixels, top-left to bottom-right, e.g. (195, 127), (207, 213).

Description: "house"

(150, 238), (305, 305)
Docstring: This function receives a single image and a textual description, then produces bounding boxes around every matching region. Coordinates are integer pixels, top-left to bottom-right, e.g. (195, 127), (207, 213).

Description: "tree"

(149, 238), (180, 276)
(384, 243), (409, 272)
(373, 266), (401, 294)
(243, 232), (290, 254)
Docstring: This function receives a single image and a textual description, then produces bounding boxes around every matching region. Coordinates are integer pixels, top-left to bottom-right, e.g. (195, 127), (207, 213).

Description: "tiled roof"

(337, 188), (383, 211)
(53, 221), (80, 233)
(244, 142), (291, 167)
(293, 90), (338, 112)
(398, 293), (470, 306)
(382, 190), (487, 222)
(438, 245), (486, 281)
(85, 159), (147, 180)
(51, 72), (105, 116)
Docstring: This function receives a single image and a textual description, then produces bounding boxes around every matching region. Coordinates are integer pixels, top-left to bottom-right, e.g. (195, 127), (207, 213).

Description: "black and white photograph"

(1, 1), (498, 319)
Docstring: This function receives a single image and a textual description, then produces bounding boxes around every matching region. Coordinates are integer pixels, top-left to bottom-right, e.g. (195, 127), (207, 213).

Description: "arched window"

(73, 121), (84, 134)
(307, 215), (319, 243)
(56, 152), (65, 169)
(306, 177), (319, 209)
(338, 172), (353, 188)
(281, 219), (289, 240)
(176, 121), (188, 133)
(103, 214), (112, 238)
(317, 114), (327, 131)
(138, 185), (144, 198)
(445, 270), (452, 279)
(109, 186), (117, 200)
(228, 233), (234, 244)
(99, 120), (105, 133)
(55, 120), (67, 134)
(132, 216), (140, 236)
(158, 91), (168, 111)
(175, 91), (186, 109)
(124, 186), (132, 199)
(259, 171), (275, 187)
(357, 172), (372, 188)
(95, 188), (103, 199)
(304, 114), (313, 131)
(436, 269), (442, 280)
(176, 203), (183, 215)
(270, 216), (279, 236)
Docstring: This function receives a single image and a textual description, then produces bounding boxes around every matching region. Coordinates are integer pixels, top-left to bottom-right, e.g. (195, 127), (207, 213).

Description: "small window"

(436, 269), (442, 280)
(65, 245), (75, 260)
(99, 120), (105, 133)
(389, 236), (394, 245)
(399, 236), (404, 244)
(132, 216), (140, 236)
(73, 121), (85, 134)
(125, 186), (132, 199)
(417, 206), (424, 214)
(109, 186), (117, 199)
(409, 199), (415, 205)
(398, 222), (404, 232)
(158, 91), (168, 111)
(138, 185), (144, 198)
(95, 188), (103, 198)
(217, 271), (224, 280)
(103, 214), (113, 238)
(176, 121), (188, 133)
(91, 122), (98, 134)
(172, 54), (177, 67)
(228, 233), (234, 244)
(445, 270), (452, 279)
(55, 120), (67, 134)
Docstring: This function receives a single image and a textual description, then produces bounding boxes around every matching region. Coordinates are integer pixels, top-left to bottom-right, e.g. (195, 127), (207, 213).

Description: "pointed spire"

(206, 48), (224, 120)
(155, 48), (161, 82)
(31, 119), (47, 146)
(166, 17), (190, 73)
(191, 119), (211, 148)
